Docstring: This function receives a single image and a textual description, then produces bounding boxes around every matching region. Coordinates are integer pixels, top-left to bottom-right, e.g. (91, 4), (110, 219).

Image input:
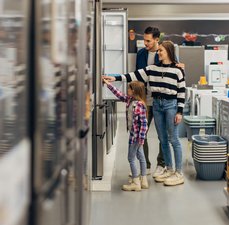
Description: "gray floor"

(90, 114), (229, 225)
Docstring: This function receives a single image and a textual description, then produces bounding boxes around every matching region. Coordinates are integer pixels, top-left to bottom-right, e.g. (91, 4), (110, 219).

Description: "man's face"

(143, 33), (159, 52)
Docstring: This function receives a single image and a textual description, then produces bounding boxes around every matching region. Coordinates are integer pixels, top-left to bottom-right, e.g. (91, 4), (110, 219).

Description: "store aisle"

(90, 114), (229, 225)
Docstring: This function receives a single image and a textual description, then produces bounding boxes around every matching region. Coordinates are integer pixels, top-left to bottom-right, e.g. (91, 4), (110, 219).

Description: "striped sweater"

(115, 62), (186, 114)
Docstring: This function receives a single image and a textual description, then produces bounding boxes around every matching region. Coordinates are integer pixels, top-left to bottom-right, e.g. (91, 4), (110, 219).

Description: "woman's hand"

(102, 75), (116, 82)
(175, 113), (182, 125)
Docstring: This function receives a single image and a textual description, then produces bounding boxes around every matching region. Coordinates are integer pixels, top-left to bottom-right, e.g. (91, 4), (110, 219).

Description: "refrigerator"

(102, 8), (128, 100)
(0, 0), (31, 225)
(31, 0), (69, 224)
(67, 0), (93, 225)
(92, 0), (107, 179)
(102, 9), (128, 153)
(92, 7), (128, 178)
(31, 0), (92, 225)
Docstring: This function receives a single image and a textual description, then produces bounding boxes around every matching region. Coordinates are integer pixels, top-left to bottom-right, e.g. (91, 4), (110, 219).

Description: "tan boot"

(140, 176), (149, 189)
(122, 177), (141, 191)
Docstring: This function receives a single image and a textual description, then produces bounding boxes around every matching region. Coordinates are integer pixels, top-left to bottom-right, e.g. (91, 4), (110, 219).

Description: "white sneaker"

(164, 171), (184, 186)
(152, 166), (166, 178)
(154, 169), (174, 182)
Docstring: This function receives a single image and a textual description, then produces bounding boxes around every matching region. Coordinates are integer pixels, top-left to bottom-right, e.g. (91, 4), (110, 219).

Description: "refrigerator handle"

(79, 127), (89, 139)
(60, 169), (68, 225)
(96, 131), (105, 140)
(96, 102), (106, 109)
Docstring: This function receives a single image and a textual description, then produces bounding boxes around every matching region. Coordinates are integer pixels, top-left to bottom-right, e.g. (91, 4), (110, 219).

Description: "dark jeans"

(143, 106), (165, 169)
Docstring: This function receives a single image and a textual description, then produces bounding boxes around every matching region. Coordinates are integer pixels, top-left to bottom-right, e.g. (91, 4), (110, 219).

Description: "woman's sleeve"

(115, 67), (149, 84)
(177, 69), (186, 114)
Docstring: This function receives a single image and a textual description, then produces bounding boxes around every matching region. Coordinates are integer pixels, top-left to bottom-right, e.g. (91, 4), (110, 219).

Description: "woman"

(103, 40), (186, 186)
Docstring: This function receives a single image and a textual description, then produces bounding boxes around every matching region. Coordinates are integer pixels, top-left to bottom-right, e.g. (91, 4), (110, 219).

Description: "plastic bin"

(184, 116), (216, 140)
(186, 126), (215, 140)
(191, 134), (227, 180)
(194, 160), (226, 180)
(191, 135), (227, 145)
(183, 116), (215, 125)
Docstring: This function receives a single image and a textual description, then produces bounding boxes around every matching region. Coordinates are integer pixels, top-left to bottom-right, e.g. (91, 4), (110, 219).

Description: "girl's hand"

(175, 113), (182, 125)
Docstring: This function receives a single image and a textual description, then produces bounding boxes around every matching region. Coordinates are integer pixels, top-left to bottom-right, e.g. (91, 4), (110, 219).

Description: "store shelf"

(104, 45), (124, 51)
(105, 21), (123, 26)
(223, 187), (229, 207)
(104, 48), (124, 51)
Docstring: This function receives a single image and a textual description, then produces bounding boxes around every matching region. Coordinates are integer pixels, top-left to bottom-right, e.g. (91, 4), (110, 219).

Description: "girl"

(103, 79), (148, 191)
(103, 40), (186, 186)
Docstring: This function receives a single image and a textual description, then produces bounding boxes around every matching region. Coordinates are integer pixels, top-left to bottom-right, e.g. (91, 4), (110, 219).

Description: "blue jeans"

(128, 143), (146, 178)
(153, 99), (182, 172)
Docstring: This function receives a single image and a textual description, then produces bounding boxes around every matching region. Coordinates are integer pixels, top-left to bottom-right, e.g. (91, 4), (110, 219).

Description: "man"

(136, 27), (165, 178)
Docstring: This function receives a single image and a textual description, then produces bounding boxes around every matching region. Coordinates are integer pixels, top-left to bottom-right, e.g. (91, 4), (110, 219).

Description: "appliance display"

(189, 87), (225, 117)
(204, 45), (228, 75)
(0, 1), (31, 225)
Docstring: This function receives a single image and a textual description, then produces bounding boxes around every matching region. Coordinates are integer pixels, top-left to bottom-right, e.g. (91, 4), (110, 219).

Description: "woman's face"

(158, 44), (169, 61)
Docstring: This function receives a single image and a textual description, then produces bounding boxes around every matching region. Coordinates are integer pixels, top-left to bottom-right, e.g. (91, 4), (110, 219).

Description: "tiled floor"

(90, 114), (229, 225)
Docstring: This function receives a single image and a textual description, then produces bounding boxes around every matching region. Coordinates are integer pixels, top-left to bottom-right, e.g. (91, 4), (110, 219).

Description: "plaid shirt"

(107, 83), (148, 145)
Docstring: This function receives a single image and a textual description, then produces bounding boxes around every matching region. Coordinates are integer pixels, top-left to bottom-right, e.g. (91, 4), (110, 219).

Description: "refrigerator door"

(92, 0), (107, 179)
(0, 0), (31, 225)
(33, 0), (69, 224)
(67, 0), (93, 225)
(102, 9), (128, 100)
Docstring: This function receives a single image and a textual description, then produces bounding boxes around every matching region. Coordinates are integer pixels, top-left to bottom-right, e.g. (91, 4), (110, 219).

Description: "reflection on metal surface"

(0, 0), (30, 225)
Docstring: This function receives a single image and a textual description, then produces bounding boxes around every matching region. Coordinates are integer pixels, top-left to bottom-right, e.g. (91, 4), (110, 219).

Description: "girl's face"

(127, 86), (134, 96)
(158, 45), (169, 61)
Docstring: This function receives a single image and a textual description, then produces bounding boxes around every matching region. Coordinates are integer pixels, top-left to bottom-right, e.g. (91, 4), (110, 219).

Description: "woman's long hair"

(160, 40), (177, 63)
(129, 81), (147, 116)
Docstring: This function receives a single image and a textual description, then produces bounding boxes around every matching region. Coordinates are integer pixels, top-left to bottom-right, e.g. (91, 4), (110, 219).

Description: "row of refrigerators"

(0, 0), (127, 225)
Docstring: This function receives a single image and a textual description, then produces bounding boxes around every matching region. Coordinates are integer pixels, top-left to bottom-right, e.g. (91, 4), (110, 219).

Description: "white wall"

(102, 4), (229, 19)
(103, 0), (229, 3)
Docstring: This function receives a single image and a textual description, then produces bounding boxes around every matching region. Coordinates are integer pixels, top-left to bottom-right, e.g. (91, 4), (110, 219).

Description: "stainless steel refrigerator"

(102, 8), (128, 100)
(92, 0), (106, 179)
(92, 7), (128, 178)
(0, 1), (31, 225)
(31, 0), (92, 225)
(102, 8), (128, 154)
